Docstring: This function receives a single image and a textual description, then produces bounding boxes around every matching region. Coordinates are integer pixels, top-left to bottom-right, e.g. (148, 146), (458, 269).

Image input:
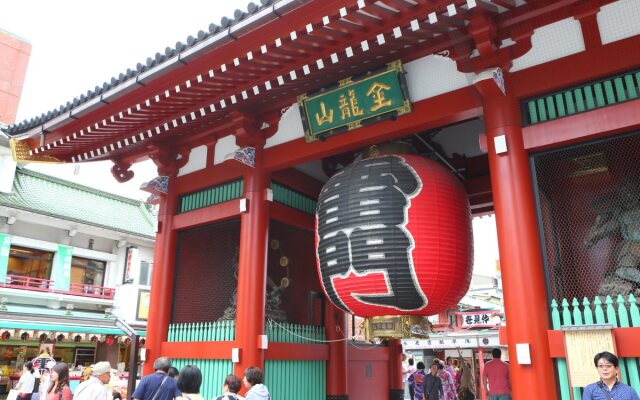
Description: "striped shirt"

(582, 380), (640, 400)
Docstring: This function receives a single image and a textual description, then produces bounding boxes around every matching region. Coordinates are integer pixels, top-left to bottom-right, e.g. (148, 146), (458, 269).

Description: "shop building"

(0, 155), (154, 388)
(3, 0), (640, 399)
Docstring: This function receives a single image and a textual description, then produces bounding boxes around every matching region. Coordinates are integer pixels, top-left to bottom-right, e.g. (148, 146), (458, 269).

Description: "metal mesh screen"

(172, 219), (240, 323)
(532, 131), (640, 302)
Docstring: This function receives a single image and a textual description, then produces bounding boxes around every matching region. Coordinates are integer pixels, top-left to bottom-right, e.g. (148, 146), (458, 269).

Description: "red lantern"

(315, 155), (473, 317)
(106, 336), (115, 346)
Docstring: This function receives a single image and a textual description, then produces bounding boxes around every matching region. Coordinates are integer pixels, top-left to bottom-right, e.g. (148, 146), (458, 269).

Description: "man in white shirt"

(74, 362), (111, 400)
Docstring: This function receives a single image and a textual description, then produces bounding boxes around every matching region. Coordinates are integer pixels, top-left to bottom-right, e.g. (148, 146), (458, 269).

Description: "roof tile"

(0, 167), (155, 238)
(2, 0), (276, 137)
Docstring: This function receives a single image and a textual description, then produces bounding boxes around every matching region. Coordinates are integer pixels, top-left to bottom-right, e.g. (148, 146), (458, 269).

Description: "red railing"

(2, 274), (55, 292)
(1, 274), (115, 300)
(68, 282), (115, 300)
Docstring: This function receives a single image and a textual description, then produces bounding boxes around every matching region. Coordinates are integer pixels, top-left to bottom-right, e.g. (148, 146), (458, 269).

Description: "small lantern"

(106, 336), (115, 346)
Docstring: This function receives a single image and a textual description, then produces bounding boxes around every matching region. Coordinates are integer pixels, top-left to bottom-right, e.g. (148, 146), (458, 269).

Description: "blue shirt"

(583, 380), (640, 400)
(133, 372), (181, 400)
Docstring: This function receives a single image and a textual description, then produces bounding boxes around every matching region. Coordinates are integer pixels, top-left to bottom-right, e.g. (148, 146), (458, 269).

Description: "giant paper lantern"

(315, 154), (473, 317)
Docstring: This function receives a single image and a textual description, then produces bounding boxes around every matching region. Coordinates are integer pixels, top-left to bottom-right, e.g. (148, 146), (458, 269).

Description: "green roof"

(0, 167), (155, 238)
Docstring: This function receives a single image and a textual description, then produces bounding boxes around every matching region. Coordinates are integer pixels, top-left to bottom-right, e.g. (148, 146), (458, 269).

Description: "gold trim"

(364, 315), (430, 341)
(10, 139), (64, 163)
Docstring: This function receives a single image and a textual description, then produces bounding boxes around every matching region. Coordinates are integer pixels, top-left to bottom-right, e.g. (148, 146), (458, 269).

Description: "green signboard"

(52, 245), (73, 290)
(298, 60), (411, 142)
(0, 234), (12, 283)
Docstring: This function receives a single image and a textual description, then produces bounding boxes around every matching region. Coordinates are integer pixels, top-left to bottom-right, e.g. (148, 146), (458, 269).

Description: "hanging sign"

(298, 60), (411, 142)
(123, 246), (139, 284)
(456, 311), (499, 328)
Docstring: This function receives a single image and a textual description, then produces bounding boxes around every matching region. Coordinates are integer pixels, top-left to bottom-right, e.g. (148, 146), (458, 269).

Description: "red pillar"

(475, 70), (558, 400)
(388, 339), (404, 400)
(478, 348), (487, 400)
(325, 305), (348, 400)
(143, 188), (178, 375)
(234, 143), (270, 377)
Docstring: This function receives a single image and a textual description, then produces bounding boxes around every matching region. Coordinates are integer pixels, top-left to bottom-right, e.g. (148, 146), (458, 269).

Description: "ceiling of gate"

(6, 0), (565, 164)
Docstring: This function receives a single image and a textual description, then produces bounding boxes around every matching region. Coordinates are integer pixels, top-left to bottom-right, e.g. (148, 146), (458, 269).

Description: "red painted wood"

(264, 343), (328, 360)
(477, 74), (558, 400)
(325, 305), (348, 396)
(270, 203), (314, 233)
(161, 341), (235, 359)
(234, 144), (270, 377)
(547, 330), (566, 358)
(272, 168), (323, 199)
(523, 99), (640, 152)
(547, 328), (640, 358)
(264, 88), (483, 171)
(388, 339), (404, 392)
(143, 189), (178, 374)
(478, 347), (487, 400)
(347, 345), (390, 361)
(172, 198), (244, 231)
(173, 162), (242, 197)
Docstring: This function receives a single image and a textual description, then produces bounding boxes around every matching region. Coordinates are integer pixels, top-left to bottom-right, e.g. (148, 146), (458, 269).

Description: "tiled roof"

(0, 167), (155, 238)
(2, 0), (276, 136)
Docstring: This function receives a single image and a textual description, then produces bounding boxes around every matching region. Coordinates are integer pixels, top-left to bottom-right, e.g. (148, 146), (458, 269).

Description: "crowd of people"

(13, 357), (270, 400)
(404, 348), (507, 400)
(404, 349), (640, 400)
(15, 350), (639, 400)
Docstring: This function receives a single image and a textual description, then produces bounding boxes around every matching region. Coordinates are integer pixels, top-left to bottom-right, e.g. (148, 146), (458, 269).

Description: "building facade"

(0, 160), (154, 383)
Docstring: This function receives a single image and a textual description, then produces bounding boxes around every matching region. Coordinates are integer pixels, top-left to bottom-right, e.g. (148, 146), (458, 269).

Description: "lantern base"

(363, 315), (432, 341)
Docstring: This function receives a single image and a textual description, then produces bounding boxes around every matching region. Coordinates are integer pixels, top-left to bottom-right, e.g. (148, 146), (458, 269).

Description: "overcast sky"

(1, 0), (246, 199)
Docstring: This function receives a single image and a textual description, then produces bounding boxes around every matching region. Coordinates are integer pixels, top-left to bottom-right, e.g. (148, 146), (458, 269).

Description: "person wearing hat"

(73, 362), (111, 400)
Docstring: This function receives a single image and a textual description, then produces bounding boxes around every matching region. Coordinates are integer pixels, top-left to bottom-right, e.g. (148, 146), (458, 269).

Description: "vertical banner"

(52, 245), (73, 290)
(0, 234), (12, 283)
(123, 246), (139, 284)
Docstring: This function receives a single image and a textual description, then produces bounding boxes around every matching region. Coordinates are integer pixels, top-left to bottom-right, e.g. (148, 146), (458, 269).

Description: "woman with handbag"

(45, 363), (72, 400)
(16, 362), (36, 400)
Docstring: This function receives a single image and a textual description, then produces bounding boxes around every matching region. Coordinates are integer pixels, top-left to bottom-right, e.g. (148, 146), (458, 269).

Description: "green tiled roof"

(0, 167), (155, 238)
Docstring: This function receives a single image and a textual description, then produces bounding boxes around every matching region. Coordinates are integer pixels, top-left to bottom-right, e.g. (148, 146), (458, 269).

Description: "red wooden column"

(325, 304), (348, 400)
(388, 339), (404, 400)
(143, 182), (179, 375)
(475, 70), (558, 400)
(234, 142), (270, 377)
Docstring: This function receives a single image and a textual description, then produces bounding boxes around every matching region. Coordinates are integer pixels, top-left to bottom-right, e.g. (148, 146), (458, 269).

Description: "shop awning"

(0, 319), (146, 336)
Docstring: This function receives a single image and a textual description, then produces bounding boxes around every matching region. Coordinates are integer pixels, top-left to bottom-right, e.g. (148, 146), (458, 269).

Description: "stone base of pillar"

(389, 389), (404, 400)
(327, 396), (348, 400)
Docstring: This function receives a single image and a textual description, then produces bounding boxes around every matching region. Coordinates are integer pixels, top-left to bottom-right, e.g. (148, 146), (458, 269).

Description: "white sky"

(1, 0), (247, 199)
(1, 0), (500, 276)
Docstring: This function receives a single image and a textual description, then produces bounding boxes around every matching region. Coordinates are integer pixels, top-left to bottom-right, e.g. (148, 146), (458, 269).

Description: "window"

(139, 261), (153, 286)
(71, 257), (106, 287)
(7, 246), (54, 279)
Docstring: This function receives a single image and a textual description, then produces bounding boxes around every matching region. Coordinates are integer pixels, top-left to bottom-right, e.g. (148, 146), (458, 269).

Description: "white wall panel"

(177, 145), (207, 176)
(213, 134), (239, 165)
(598, 0), (640, 44)
(404, 55), (474, 101)
(511, 18), (585, 72)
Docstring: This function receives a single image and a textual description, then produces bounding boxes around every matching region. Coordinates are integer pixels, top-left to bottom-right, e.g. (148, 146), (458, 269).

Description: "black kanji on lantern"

(317, 155), (425, 312)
